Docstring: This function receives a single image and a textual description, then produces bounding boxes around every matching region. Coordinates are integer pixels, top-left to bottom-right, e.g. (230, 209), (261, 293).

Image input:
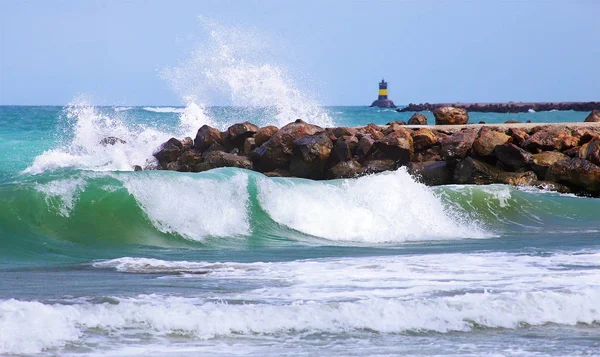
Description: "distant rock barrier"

(398, 102), (600, 113)
(147, 110), (600, 197)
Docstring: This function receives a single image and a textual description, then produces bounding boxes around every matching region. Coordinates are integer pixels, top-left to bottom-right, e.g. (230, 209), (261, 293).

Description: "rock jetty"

(147, 110), (600, 197)
(398, 102), (600, 113)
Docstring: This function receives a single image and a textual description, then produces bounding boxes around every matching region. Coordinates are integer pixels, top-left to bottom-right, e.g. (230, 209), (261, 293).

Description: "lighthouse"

(370, 78), (396, 108)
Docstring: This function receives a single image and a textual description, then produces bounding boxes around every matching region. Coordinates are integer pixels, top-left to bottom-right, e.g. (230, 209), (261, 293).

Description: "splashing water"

(162, 18), (334, 128)
(24, 99), (212, 174)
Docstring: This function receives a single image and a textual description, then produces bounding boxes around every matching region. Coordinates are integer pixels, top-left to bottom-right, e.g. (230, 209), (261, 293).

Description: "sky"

(1, 0), (599, 106)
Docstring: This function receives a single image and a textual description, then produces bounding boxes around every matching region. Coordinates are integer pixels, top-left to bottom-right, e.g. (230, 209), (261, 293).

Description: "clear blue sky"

(1, 0), (599, 106)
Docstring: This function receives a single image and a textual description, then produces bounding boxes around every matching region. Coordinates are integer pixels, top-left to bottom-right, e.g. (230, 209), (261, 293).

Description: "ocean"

(1, 105), (599, 356)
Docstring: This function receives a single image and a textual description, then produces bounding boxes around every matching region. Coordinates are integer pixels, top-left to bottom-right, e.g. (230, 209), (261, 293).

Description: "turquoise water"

(1, 105), (599, 356)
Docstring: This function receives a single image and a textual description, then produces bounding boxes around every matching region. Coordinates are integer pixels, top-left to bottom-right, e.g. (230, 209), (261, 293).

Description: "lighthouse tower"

(370, 78), (396, 108)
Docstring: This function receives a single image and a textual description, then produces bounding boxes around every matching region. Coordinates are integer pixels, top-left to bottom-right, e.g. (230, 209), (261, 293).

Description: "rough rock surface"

(433, 107), (469, 125)
(408, 113), (428, 125)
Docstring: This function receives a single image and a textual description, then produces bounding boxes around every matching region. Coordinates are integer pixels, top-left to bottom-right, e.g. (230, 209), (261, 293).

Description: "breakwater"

(398, 102), (600, 113)
(148, 112), (600, 197)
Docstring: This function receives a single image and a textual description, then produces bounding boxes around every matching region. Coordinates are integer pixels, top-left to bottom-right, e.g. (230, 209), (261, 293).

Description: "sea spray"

(161, 17), (333, 128)
(24, 100), (213, 174)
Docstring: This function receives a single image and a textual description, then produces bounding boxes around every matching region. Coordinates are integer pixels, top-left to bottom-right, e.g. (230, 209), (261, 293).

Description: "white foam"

(258, 169), (487, 242)
(142, 106), (185, 113)
(2, 289), (600, 355)
(24, 99), (212, 174)
(35, 178), (87, 217)
(118, 172), (250, 240)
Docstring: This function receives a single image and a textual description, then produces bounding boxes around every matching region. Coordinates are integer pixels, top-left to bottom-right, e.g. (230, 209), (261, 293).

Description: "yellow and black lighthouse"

(370, 78), (396, 108)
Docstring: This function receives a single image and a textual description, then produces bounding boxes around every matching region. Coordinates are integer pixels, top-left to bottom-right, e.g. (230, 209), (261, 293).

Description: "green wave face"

(1, 168), (599, 265)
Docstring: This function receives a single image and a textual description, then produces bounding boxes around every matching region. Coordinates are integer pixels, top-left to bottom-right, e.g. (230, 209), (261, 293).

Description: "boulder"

(507, 128), (530, 146)
(196, 151), (253, 172)
(243, 137), (256, 155)
(332, 135), (359, 162)
(153, 138), (183, 164)
(407, 113), (428, 125)
(411, 128), (438, 152)
(376, 129), (414, 165)
(472, 128), (511, 157)
(414, 146), (442, 162)
(580, 138), (600, 166)
(522, 126), (571, 152)
(133, 165), (142, 171)
(194, 125), (223, 152)
(226, 121), (259, 146)
(176, 150), (203, 172)
(584, 109), (600, 122)
(357, 123), (384, 140)
(253, 120), (324, 172)
(454, 157), (498, 184)
(433, 107), (469, 125)
(546, 158), (600, 194)
(181, 137), (194, 151)
(494, 143), (532, 171)
(332, 127), (358, 138)
(573, 127), (600, 144)
(408, 161), (451, 186)
(356, 135), (376, 157)
(359, 159), (396, 175)
(454, 157), (536, 186)
(99, 136), (126, 146)
(327, 159), (361, 179)
(289, 133), (333, 179)
(440, 129), (478, 163)
(254, 126), (279, 147)
(531, 151), (569, 179)
(383, 121), (407, 135)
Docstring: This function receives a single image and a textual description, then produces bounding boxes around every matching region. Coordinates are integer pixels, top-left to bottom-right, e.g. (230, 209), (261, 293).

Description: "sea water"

(0, 105), (599, 356)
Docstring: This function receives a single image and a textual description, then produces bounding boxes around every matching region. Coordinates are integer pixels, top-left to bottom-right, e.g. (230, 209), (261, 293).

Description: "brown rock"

(414, 146), (442, 162)
(408, 161), (450, 186)
(584, 109), (600, 122)
(359, 159), (396, 175)
(356, 135), (376, 157)
(407, 113), (428, 125)
(196, 151), (253, 172)
(153, 138), (183, 164)
(332, 127), (358, 138)
(473, 128), (511, 157)
(194, 125), (223, 152)
(263, 169), (293, 178)
(494, 143), (532, 172)
(254, 126), (279, 147)
(523, 126), (572, 152)
(411, 128), (438, 152)
(177, 150), (203, 171)
(454, 157), (536, 186)
(572, 127), (600, 144)
(243, 137), (256, 155)
(508, 128), (530, 146)
(253, 121), (324, 172)
(226, 121), (259, 146)
(332, 135), (359, 162)
(383, 122), (407, 135)
(440, 129), (478, 163)
(531, 151), (569, 179)
(546, 158), (600, 194)
(376, 129), (414, 165)
(580, 138), (600, 166)
(181, 137), (194, 151)
(357, 123), (384, 140)
(327, 160), (362, 179)
(289, 133), (333, 179)
(433, 107), (469, 125)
